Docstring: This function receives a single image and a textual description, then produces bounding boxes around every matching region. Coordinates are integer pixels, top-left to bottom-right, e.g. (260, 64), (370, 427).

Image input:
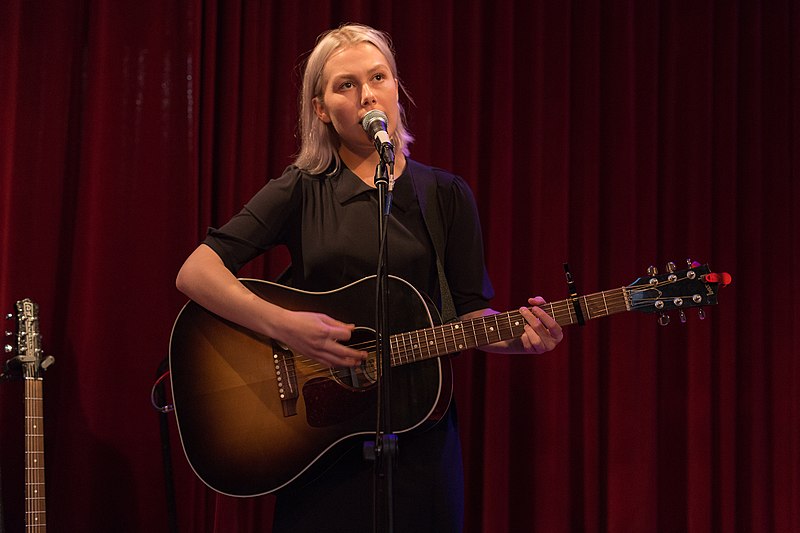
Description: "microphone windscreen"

(361, 109), (388, 135)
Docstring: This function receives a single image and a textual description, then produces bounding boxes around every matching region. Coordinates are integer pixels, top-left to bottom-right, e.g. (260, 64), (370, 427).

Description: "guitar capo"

(563, 263), (586, 326)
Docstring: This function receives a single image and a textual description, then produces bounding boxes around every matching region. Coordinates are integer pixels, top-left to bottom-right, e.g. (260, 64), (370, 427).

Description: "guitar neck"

(25, 376), (46, 532)
(389, 286), (629, 366)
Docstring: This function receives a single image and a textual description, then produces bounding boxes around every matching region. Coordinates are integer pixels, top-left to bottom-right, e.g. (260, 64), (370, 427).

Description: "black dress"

(204, 160), (494, 532)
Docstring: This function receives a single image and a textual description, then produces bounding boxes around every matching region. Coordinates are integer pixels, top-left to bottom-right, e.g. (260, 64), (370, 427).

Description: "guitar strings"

(275, 279), (697, 381)
(278, 291), (630, 378)
(24, 377), (46, 527)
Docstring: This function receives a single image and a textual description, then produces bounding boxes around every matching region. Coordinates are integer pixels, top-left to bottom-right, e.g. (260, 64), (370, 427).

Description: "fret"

(423, 329), (433, 358)
(514, 312), (522, 335)
(450, 323), (463, 350)
(510, 312), (524, 334)
(392, 334), (401, 365)
(436, 325), (447, 354)
(490, 315), (500, 343)
(601, 290), (609, 316)
(389, 335), (398, 365)
(464, 318), (474, 346)
(399, 333), (409, 364)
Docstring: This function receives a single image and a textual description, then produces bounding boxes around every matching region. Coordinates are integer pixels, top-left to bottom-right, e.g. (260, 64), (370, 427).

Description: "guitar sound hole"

(330, 327), (377, 389)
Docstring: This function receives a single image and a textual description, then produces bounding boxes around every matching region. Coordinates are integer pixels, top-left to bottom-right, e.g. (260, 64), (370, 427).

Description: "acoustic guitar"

(168, 262), (729, 497)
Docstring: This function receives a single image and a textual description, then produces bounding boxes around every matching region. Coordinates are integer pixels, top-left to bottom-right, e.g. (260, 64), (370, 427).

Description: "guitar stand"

(152, 357), (179, 533)
(0, 375), (6, 533)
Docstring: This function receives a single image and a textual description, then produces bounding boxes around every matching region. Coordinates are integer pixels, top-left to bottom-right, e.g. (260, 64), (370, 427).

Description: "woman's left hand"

(517, 297), (564, 354)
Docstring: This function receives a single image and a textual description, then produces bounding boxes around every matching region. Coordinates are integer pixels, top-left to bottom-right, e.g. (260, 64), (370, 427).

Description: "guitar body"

(169, 275), (452, 497)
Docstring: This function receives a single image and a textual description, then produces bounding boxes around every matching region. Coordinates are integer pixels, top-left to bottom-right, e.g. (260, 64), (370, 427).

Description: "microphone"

(361, 109), (394, 165)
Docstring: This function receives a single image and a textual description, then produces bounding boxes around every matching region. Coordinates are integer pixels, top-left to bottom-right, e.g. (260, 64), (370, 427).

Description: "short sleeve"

(438, 172), (495, 316)
(203, 167), (303, 273)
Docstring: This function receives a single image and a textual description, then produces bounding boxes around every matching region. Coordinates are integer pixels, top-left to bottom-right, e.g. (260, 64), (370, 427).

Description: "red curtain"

(1, 1), (798, 531)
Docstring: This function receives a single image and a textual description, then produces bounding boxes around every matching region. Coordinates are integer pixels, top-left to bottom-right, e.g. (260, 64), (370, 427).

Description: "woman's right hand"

(273, 309), (368, 368)
(177, 245), (366, 368)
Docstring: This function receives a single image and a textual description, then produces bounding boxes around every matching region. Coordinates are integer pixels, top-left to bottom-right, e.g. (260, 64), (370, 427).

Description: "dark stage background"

(1, 1), (798, 531)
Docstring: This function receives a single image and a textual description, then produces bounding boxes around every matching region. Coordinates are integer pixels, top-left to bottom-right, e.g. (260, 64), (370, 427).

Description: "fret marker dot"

(489, 327), (495, 332)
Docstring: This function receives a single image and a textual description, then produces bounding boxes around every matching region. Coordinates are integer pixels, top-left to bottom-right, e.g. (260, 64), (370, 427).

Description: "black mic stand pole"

(367, 147), (397, 533)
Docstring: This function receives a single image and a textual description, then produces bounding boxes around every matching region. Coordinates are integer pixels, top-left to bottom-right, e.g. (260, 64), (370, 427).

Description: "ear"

(312, 97), (331, 123)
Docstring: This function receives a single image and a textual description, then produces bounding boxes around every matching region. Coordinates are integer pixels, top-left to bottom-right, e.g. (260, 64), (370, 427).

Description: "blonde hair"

(293, 23), (414, 174)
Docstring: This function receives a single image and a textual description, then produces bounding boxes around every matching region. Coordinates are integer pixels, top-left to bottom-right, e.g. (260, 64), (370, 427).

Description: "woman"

(176, 23), (563, 532)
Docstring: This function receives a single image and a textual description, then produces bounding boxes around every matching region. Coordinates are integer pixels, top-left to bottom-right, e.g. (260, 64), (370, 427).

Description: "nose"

(361, 84), (377, 106)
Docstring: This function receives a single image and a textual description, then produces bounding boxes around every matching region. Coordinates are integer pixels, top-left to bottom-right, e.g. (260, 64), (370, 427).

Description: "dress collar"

(331, 163), (416, 213)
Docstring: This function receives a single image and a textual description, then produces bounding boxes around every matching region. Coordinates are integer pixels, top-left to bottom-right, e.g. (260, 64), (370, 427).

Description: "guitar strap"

(407, 160), (458, 324)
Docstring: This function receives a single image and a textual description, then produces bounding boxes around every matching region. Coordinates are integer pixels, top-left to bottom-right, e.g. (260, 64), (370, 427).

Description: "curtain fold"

(1, 1), (797, 531)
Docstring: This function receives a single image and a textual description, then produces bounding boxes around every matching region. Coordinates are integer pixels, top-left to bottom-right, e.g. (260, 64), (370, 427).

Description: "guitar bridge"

(272, 342), (299, 417)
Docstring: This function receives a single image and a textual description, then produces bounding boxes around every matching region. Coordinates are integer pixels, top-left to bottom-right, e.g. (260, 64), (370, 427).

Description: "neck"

(339, 147), (406, 186)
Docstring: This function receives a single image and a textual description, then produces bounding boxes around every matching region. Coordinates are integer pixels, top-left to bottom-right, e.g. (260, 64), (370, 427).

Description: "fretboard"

(388, 286), (630, 366)
(25, 377), (46, 532)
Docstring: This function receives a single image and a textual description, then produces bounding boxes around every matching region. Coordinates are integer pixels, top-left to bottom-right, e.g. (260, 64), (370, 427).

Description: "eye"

(338, 80), (354, 90)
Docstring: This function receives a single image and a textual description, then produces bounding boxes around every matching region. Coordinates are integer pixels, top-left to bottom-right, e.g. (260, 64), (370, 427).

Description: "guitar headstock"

(626, 261), (731, 325)
(3, 298), (54, 379)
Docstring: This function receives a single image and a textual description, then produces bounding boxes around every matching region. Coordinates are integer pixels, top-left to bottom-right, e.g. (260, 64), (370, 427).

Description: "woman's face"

(313, 42), (400, 157)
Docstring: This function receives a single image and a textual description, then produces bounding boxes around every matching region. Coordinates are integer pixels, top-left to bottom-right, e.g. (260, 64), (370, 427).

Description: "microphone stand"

(366, 144), (396, 533)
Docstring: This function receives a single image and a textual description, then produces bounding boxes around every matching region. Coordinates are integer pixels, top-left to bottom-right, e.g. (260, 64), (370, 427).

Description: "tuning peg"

(658, 313), (670, 326)
(679, 310), (687, 323)
(666, 261), (676, 273)
(698, 309), (706, 320)
(3, 344), (13, 354)
(4, 313), (12, 320)
(647, 265), (658, 276)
